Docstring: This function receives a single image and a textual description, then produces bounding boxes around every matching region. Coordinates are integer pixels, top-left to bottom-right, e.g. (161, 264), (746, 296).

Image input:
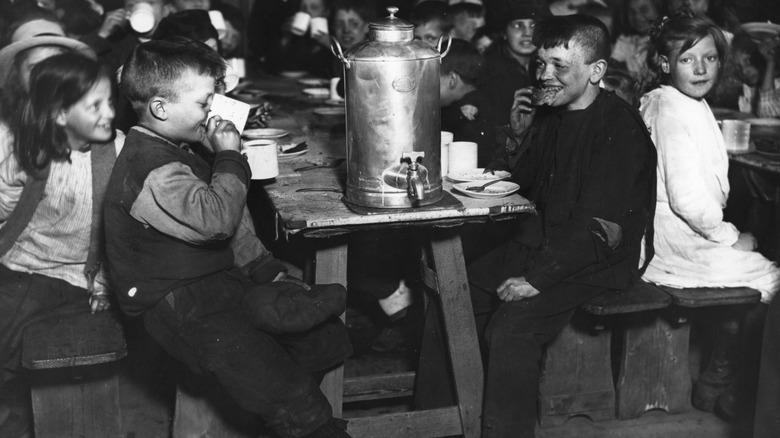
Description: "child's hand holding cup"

(206, 116), (241, 153)
(510, 86), (536, 137)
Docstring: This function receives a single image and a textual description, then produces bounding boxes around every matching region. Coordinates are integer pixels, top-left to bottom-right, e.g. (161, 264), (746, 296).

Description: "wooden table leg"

(314, 237), (348, 417)
(429, 228), (484, 438)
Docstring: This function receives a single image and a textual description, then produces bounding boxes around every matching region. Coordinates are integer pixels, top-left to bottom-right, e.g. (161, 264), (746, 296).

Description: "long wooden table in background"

(245, 74), (534, 438)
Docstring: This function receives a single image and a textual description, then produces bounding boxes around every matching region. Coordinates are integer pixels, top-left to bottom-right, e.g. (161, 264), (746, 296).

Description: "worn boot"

(692, 322), (740, 412)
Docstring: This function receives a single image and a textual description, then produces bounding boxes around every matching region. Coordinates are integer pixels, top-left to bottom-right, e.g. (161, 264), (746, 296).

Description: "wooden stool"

(22, 310), (126, 438)
(538, 309), (615, 427)
(585, 282), (677, 419)
(538, 282), (674, 425)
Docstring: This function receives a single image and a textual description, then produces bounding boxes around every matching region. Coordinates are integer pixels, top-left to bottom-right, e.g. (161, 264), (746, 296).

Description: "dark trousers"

(415, 275), (604, 438)
(143, 270), (352, 438)
(0, 264), (90, 436)
(754, 294), (780, 438)
(0, 264), (88, 383)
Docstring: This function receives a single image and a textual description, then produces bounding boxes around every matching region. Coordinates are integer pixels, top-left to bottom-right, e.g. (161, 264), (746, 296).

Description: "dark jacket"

(441, 88), (500, 167)
(481, 42), (534, 126)
(469, 90), (657, 293)
(103, 128), (249, 315)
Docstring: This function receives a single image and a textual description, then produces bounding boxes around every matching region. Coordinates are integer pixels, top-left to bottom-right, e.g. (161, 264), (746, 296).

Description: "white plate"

(298, 78), (329, 87)
(302, 87), (330, 98)
(242, 128), (289, 139)
(446, 169), (511, 183)
(278, 148), (309, 158)
(325, 98), (345, 106)
(280, 70), (308, 78)
(452, 181), (520, 199)
(741, 22), (780, 40)
(745, 118), (780, 127)
(313, 107), (345, 116)
(231, 89), (267, 102)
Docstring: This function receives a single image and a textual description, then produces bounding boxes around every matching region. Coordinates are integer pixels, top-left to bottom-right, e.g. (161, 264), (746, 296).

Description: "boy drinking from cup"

(104, 39), (353, 438)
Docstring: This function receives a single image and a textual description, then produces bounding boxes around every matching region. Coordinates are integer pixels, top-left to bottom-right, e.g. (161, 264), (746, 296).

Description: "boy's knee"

(484, 303), (540, 347)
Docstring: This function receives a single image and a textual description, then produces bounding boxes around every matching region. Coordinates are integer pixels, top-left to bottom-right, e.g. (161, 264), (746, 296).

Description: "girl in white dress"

(639, 13), (780, 416)
(640, 16), (780, 303)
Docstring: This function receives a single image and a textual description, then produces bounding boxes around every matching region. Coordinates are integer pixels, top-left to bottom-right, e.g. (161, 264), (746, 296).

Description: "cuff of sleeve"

(214, 150), (251, 185)
(706, 222), (740, 246)
(524, 269), (558, 293)
(247, 254), (289, 284)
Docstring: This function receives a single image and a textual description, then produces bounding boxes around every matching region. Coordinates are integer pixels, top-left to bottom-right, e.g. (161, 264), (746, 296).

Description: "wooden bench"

(586, 282), (679, 419)
(538, 281), (672, 426)
(21, 310), (126, 438)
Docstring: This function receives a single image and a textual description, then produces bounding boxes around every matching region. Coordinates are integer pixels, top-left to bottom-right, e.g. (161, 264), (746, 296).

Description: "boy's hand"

(98, 9), (128, 39)
(206, 115), (241, 153)
(89, 294), (111, 313)
(510, 87), (535, 137)
(496, 277), (540, 302)
(732, 232), (758, 252)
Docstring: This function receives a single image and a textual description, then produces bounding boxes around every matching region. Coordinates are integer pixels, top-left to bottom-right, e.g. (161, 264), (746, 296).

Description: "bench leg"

(30, 363), (121, 438)
(173, 385), (257, 438)
(616, 312), (691, 419)
(538, 316), (615, 427)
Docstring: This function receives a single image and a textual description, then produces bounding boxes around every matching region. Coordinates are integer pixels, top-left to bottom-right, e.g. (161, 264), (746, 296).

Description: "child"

(83, 0), (168, 73)
(639, 13), (780, 414)
(0, 34), (95, 132)
(152, 9), (219, 51)
(731, 32), (780, 117)
(104, 39), (352, 438)
(264, 0), (332, 76)
(331, 0), (375, 51)
(167, 0), (244, 56)
(610, 0), (662, 96)
(481, 0), (549, 126)
(439, 38), (496, 166)
(410, 0), (450, 48)
(447, 0), (485, 43)
(0, 52), (121, 437)
(327, 0), (377, 97)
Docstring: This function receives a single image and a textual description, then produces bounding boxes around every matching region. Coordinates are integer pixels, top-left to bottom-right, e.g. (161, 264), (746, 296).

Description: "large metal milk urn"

(331, 6), (449, 209)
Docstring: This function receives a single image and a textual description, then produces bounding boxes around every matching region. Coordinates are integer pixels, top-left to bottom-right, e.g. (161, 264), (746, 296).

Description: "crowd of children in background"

(1, 0), (780, 436)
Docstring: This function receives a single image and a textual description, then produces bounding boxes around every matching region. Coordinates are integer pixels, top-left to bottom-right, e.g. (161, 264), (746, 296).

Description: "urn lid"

(347, 6), (439, 61)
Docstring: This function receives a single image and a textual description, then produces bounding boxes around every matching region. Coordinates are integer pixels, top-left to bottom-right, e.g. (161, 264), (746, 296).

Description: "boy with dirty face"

(417, 15), (658, 438)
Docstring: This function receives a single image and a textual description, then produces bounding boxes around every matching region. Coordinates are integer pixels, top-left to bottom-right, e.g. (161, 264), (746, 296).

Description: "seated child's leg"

(142, 277), (337, 437)
(0, 265), (87, 374)
(274, 317), (352, 374)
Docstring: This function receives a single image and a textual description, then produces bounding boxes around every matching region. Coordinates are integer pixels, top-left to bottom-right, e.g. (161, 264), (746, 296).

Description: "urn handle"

(330, 37), (351, 69)
(437, 33), (453, 60)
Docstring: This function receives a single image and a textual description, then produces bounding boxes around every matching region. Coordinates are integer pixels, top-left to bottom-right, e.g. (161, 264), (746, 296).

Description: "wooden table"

(728, 126), (780, 261)
(249, 74), (534, 437)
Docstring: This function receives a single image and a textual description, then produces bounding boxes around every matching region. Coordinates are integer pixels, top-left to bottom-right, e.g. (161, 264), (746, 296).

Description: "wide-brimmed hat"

(0, 35), (95, 85)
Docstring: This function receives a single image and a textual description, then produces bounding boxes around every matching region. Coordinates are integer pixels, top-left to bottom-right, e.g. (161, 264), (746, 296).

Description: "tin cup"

(129, 2), (155, 34)
(243, 139), (279, 179)
(290, 12), (311, 36)
(448, 141), (477, 174)
(721, 119), (751, 152)
(310, 16), (328, 36)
